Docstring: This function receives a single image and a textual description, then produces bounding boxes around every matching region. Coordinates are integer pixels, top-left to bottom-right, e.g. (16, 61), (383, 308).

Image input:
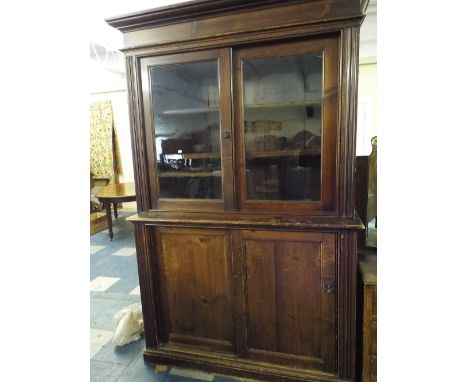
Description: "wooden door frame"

(232, 36), (340, 213)
(139, 48), (234, 211)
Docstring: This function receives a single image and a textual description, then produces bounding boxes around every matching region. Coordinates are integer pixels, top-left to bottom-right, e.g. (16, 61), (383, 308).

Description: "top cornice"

(106, 0), (362, 32)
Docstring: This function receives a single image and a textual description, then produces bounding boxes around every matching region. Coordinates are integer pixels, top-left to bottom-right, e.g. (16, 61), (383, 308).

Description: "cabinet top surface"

(106, 0), (364, 32)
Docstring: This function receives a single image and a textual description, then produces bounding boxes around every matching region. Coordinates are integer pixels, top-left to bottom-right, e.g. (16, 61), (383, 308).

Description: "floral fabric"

(90, 101), (121, 184)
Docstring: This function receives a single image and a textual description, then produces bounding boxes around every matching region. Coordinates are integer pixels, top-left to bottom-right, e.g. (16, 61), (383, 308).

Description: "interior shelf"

(244, 101), (321, 109)
(162, 152), (221, 159)
(160, 107), (219, 115)
(158, 170), (222, 178)
(159, 101), (320, 115)
(246, 149), (321, 158)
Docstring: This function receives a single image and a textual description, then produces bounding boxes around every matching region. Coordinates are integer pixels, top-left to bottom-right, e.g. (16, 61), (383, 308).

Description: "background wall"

(357, 58), (377, 155)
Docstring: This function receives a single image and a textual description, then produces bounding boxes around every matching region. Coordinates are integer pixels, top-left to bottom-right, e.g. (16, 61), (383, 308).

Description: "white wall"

(356, 0), (377, 156)
(357, 58), (377, 155)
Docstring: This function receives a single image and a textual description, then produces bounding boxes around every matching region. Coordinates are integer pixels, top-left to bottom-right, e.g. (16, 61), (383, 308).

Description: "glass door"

(233, 37), (339, 212)
(140, 49), (233, 210)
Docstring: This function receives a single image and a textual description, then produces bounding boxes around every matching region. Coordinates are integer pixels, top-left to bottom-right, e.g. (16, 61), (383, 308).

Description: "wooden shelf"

(161, 107), (219, 115)
(159, 170), (222, 178)
(244, 101), (321, 110)
(246, 149), (321, 158)
(160, 101), (319, 115)
(162, 152), (220, 159)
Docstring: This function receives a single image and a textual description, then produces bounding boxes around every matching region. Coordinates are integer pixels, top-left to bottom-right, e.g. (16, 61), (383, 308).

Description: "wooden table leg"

(113, 202), (118, 219)
(105, 202), (114, 240)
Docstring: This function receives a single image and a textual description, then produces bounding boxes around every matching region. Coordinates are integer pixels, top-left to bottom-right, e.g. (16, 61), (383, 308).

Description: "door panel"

(233, 37), (339, 212)
(235, 230), (337, 372)
(157, 228), (234, 352)
(140, 49), (233, 211)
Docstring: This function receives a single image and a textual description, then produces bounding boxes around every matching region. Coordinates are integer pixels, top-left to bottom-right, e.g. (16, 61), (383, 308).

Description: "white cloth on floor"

(112, 303), (144, 346)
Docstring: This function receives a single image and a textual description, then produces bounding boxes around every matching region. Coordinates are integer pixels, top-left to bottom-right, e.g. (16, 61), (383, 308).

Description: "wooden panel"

(359, 253), (377, 382)
(107, 0), (362, 33)
(158, 228), (234, 351)
(245, 239), (277, 350)
(116, 1), (362, 50)
(369, 356), (377, 382)
(241, 231), (337, 371)
(372, 286), (377, 316)
(370, 319), (377, 355)
(275, 241), (322, 358)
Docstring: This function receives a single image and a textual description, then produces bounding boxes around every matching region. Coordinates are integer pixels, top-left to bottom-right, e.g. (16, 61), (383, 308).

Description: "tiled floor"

(90, 210), (247, 382)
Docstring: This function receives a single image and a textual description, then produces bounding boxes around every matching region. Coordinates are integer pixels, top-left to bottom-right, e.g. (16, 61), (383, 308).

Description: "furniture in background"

(355, 156), (370, 248)
(107, 1), (368, 380)
(354, 136), (377, 249)
(356, 254), (377, 382)
(90, 174), (111, 212)
(96, 183), (136, 240)
(367, 136), (377, 228)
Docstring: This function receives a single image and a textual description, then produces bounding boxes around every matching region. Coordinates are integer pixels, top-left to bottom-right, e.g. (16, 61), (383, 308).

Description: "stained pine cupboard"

(107, 1), (367, 381)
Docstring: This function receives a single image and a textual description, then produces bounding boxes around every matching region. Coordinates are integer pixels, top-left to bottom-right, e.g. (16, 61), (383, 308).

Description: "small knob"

(223, 130), (231, 139)
(324, 281), (335, 294)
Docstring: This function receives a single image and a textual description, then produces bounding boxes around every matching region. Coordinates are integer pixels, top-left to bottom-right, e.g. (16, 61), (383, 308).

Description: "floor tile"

(106, 277), (140, 295)
(91, 360), (126, 382)
(112, 247), (136, 257)
(164, 374), (207, 382)
(93, 337), (145, 366)
(169, 367), (213, 381)
(91, 276), (121, 292)
(91, 290), (142, 304)
(91, 245), (106, 255)
(90, 328), (114, 359)
(130, 285), (140, 296)
(117, 351), (166, 382)
(90, 253), (139, 281)
(91, 297), (140, 331)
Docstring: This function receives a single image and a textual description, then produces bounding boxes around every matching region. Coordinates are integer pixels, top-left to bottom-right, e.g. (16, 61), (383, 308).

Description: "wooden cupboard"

(357, 254), (377, 382)
(107, 1), (367, 380)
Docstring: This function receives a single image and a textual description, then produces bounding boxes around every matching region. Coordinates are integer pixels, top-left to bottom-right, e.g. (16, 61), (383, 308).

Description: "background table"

(96, 182), (136, 240)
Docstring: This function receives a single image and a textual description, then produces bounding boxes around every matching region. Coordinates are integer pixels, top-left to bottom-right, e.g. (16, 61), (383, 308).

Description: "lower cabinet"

(156, 228), (235, 352)
(357, 254), (377, 382)
(152, 226), (342, 380)
(233, 230), (337, 372)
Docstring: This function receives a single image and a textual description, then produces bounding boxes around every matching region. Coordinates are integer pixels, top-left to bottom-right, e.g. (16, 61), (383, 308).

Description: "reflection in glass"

(243, 53), (323, 201)
(151, 60), (221, 199)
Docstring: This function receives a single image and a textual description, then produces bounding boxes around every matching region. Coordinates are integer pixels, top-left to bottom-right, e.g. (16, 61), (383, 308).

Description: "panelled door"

(232, 230), (337, 372)
(155, 227), (235, 353)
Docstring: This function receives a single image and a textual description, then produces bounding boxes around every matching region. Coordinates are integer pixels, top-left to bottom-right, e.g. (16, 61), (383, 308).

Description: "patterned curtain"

(90, 101), (122, 184)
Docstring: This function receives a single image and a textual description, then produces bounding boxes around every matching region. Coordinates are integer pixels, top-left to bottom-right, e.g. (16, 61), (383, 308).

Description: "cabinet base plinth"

(143, 347), (351, 382)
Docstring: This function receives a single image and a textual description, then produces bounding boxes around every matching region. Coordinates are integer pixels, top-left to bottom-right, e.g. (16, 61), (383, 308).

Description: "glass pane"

(151, 60), (221, 199)
(243, 53), (323, 201)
